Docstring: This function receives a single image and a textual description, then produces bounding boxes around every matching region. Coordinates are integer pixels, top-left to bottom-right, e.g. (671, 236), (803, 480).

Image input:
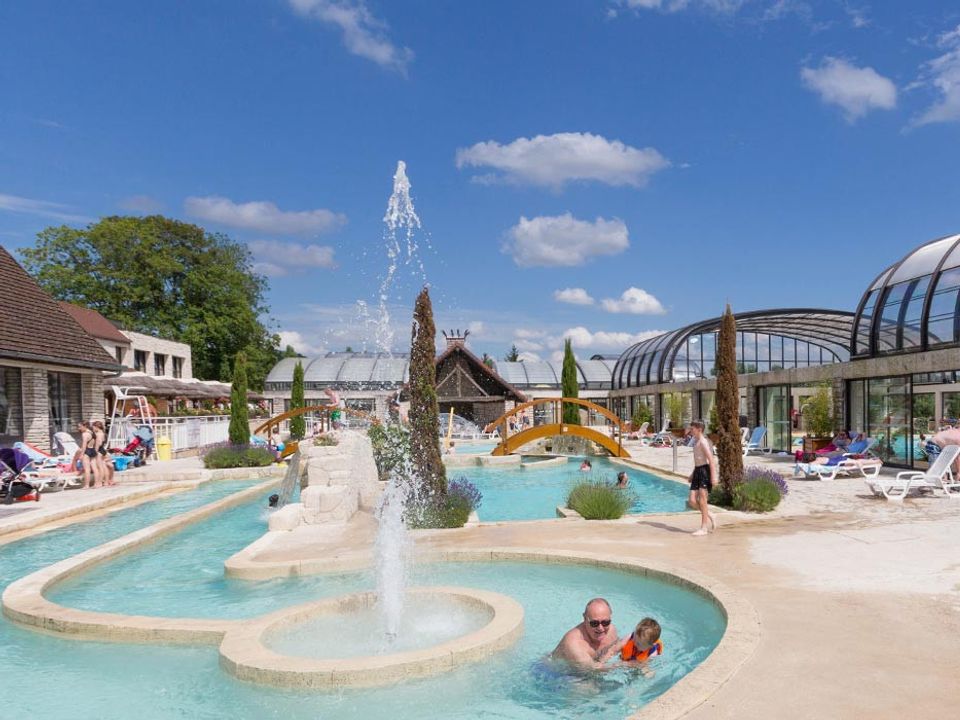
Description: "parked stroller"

(110, 425), (155, 467)
(0, 448), (40, 504)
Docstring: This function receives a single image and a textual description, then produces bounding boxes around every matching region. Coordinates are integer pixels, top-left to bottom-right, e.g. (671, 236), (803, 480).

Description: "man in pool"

(551, 598), (619, 671)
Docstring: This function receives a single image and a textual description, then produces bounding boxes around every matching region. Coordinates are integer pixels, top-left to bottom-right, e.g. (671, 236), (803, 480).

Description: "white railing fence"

(114, 415), (232, 453)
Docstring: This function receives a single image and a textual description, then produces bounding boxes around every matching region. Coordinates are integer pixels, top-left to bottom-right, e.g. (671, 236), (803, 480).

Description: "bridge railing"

(483, 398), (627, 456)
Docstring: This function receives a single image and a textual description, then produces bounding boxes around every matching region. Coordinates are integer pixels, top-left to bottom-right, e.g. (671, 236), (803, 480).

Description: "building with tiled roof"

(0, 246), (121, 450)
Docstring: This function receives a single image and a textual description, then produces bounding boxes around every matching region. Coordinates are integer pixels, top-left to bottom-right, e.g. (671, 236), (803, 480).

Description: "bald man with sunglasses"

(551, 597), (619, 671)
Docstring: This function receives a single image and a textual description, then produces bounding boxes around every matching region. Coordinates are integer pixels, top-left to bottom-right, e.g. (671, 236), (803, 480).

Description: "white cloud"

(455, 132), (669, 189)
(559, 326), (665, 351)
(119, 195), (164, 213)
(277, 330), (326, 356)
(516, 351), (543, 362)
(248, 239), (337, 277)
(911, 25), (960, 127)
(800, 57), (897, 122)
(288, 0), (413, 74)
(467, 321), (485, 336)
(554, 287), (595, 306)
(0, 192), (90, 223)
(621, 1), (749, 14)
(185, 196), (346, 236)
(504, 214), (629, 267)
(845, 4), (870, 28)
(600, 287), (666, 315)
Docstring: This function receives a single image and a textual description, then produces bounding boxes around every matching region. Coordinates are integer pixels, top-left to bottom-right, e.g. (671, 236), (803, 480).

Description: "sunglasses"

(588, 619), (612, 628)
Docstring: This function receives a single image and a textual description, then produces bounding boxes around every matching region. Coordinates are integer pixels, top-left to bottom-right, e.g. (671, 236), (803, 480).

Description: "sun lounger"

(865, 445), (960, 502)
(625, 422), (649, 441)
(743, 426), (769, 456)
(796, 456), (883, 481)
(53, 431), (80, 458)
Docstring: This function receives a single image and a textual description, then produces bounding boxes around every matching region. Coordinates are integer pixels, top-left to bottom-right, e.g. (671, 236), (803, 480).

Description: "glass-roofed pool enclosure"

(610, 233), (960, 468)
(261, 234), (960, 470)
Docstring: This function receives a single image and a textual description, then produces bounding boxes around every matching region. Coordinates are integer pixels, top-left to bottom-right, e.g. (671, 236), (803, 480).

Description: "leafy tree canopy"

(504, 344), (520, 362)
(20, 216), (280, 388)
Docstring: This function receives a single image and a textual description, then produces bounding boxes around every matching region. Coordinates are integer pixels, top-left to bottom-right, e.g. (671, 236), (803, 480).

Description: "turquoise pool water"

(4, 483), (725, 719)
(455, 457), (689, 521)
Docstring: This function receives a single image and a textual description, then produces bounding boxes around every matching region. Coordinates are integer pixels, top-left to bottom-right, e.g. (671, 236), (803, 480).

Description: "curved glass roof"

(853, 233), (960, 357)
(613, 309), (854, 389)
(494, 358), (616, 390)
(265, 352), (409, 390)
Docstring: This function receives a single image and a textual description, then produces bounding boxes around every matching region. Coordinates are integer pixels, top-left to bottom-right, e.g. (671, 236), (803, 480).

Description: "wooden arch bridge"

(253, 405), (380, 458)
(483, 398), (630, 458)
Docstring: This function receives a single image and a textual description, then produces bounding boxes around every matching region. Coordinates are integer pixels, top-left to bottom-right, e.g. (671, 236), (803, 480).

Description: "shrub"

(741, 465), (789, 497)
(732, 479), (782, 512)
(201, 444), (275, 469)
(448, 477), (482, 511)
(313, 434), (339, 447)
(368, 422), (411, 481)
(567, 480), (634, 520)
(631, 403), (653, 430)
(708, 485), (733, 508)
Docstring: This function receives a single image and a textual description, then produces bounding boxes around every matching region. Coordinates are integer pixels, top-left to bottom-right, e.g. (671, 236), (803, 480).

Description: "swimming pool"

(4, 483), (725, 719)
(453, 457), (689, 521)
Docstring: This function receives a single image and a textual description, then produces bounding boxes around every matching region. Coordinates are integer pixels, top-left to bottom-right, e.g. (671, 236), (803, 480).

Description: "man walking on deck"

(688, 420), (717, 536)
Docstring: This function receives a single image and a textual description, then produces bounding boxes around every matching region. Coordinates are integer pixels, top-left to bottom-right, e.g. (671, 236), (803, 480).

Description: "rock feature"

(270, 430), (382, 530)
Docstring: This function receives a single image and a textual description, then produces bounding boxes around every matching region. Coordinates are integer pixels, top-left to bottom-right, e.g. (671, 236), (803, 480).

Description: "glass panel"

(758, 385), (790, 452)
(699, 390), (716, 427)
(876, 282), (910, 352)
(889, 235), (957, 283)
(783, 337), (796, 367)
(867, 376), (911, 466)
(912, 392), (936, 469)
(900, 277), (930, 349)
(926, 267), (960, 345)
(0, 366), (24, 447)
(854, 289), (878, 355)
(770, 335), (783, 369)
(848, 380), (865, 434)
(943, 392), (960, 424)
(701, 332), (716, 377)
(48, 371), (83, 448)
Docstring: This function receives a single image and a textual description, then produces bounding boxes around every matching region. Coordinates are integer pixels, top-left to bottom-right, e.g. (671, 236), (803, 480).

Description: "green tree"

(504, 344), (520, 362)
(19, 215), (279, 388)
(481, 352), (495, 369)
(716, 305), (744, 491)
(561, 338), (580, 425)
(281, 345), (303, 358)
(408, 287), (446, 496)
(228, 352), (250, 445)
(289, 361), (306, 441)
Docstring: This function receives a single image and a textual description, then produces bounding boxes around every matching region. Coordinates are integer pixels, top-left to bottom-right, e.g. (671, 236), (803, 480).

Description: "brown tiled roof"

(57, 301), (130, 344)
(0, 246), (121, 371)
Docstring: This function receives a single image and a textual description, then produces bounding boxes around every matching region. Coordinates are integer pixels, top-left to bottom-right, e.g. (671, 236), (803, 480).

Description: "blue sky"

(2, 0), (959, 361)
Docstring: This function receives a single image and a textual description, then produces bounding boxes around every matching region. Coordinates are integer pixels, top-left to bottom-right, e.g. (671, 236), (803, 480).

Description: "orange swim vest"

(620, 635), (663, 662)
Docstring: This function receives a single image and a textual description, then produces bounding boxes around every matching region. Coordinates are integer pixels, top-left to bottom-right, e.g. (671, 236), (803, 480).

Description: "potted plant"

(802, 383), (834, 453)
(631, 403), (652, 433)
(665, 393), (686, 437)
(707, 403), (720, 444)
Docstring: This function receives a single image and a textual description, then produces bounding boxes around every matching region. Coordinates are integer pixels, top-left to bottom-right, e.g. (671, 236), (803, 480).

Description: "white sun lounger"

(650, 421), (674, 446)
(796, 457), (883, 481)
(866, 445), (960, 502)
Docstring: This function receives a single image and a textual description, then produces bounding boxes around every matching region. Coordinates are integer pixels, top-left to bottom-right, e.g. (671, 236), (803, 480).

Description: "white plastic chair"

(866, 445), (960, 502)
(742, 426), (769, 456)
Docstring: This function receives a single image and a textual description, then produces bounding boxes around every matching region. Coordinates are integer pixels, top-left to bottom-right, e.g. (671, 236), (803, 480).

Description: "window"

(173, 356), (184, 379)
(927, 267), (960, 346)
(115, 346), (124, 364)
(154, 353), (166, 376)
(48, 371), (82, 446)
(854, 289), (879, 355)
(0, 366), (24, 446)
(134, 350), (147, 373)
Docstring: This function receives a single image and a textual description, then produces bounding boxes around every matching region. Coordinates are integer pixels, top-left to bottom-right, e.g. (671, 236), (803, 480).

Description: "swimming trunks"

(84, 448), (97, 459)
(690, 464), (712, 492)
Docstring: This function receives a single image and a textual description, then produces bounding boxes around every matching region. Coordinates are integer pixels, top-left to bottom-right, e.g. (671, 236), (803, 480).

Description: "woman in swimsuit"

(92, 420), (115, 486)
(78, 421), (101, 489)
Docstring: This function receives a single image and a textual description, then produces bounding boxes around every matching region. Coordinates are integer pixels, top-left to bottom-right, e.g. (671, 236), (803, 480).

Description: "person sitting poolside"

(551, 598), (619, 672)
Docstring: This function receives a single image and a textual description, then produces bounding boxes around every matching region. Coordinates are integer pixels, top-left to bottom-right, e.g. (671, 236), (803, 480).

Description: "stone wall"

(81, 372), (105, 423)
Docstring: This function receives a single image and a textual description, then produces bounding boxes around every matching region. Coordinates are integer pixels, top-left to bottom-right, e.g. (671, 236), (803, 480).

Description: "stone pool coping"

(2, 477), (758, 720)
(1, 478), (280, 644)
(219, 585), (524, 688)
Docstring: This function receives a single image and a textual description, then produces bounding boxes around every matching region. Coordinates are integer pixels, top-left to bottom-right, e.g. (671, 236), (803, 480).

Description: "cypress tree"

(561, 338), (580, 425)
(228, 352), (250, 446)
(715, 304), (743, 491)
(408, 287), (447, 495)
(289, 360), (306, 441)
